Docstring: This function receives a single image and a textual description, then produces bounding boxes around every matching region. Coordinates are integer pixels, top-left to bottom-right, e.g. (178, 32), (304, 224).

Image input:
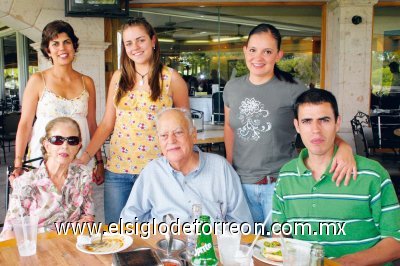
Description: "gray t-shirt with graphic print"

(223, 75), (307, 184)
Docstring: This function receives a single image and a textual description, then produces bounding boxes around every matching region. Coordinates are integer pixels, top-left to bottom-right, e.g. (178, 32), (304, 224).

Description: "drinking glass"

(282, 244), (296, 266)
(283, 242), (311, 266)
(216, 224), (241, 265)
(12, 215), (39, 257)
(233, 245), (252, 266)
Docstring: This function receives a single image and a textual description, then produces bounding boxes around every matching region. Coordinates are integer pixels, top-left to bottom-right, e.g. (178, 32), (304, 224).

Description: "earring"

(153, 46), (155, 50)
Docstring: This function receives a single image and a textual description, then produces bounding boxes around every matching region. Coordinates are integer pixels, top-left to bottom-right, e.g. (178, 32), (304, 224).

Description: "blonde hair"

(40, 117), (82, 160)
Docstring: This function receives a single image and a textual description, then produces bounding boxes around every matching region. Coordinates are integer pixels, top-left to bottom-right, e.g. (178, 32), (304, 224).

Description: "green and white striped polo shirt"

(272, 148), (400, 258)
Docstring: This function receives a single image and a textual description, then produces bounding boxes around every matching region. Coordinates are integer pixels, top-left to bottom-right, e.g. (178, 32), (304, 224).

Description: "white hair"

(156, 108), (195, 133)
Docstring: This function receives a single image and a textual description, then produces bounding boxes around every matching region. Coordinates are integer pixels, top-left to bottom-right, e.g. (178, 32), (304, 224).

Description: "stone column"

(76, 42), (111, 122)
(325, 0), (378, 130)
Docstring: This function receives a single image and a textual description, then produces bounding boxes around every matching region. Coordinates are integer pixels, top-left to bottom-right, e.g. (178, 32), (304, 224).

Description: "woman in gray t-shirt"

(223, 23), (357, 226)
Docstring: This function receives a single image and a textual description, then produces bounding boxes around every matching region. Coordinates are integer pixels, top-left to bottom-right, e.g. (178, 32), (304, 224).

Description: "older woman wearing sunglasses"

(0, 117), (94, 240)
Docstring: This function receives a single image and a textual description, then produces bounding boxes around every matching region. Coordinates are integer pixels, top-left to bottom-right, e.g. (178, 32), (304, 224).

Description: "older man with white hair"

(120, 108), (252, 224)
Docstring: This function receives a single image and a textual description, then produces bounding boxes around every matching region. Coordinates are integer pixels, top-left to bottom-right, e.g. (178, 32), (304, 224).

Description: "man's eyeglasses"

(157, 129), (186, 141)
(48, 136), (80, 146)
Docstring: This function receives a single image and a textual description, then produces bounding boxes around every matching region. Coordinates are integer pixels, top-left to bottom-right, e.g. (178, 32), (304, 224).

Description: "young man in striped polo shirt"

(272, 89), (400, 264)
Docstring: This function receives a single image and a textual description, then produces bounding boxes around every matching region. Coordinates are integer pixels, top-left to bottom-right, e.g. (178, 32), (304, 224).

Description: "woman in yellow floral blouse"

(78, 18), (189, 224)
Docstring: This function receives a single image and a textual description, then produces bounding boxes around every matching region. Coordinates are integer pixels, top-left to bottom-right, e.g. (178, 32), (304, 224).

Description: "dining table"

(0, 228), (340, 266)
(195, 123), (224, 145)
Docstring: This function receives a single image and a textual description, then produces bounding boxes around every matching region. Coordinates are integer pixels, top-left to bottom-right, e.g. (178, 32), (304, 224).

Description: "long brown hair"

(116, 17), (163, 105)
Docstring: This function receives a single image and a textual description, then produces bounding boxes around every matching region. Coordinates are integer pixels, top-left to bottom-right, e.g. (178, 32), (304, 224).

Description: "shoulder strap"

(81, 76), (86, 91)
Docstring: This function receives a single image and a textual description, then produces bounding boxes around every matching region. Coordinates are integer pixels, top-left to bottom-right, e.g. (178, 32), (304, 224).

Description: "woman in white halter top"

(29, 73), (92, 167)
(11, 20), (104, 185)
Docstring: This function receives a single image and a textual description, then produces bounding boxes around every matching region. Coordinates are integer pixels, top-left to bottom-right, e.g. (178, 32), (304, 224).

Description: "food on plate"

(262, 240), (282, 253)
(264, 250), (283, 262)
(260, 240), (284, 262)
(84, 235), (124, 253)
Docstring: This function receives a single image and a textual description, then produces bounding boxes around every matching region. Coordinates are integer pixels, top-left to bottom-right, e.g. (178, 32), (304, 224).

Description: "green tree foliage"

(372, 67), (392, 86)
(234, 60), (249, 77)
(278, 55), (319, 85)
(179, 52), (211, 77)
(371, 51), (400, 95)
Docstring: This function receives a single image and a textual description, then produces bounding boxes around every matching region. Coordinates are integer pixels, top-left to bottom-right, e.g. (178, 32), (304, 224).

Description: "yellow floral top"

(107, 66), (173, 174)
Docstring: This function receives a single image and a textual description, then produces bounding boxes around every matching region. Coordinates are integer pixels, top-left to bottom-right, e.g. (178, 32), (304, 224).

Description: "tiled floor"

(0, 146), (399, 226)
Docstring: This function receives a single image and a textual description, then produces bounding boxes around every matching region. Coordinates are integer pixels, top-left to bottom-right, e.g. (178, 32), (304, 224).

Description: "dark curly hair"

(40, 20), (79, 63)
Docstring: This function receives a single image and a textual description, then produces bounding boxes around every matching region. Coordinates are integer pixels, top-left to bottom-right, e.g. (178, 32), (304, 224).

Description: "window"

(117, 5), (323, 122)
(3, 34), (18, 98)
(371, 6), (400, 110)
(1, 32), (37, 102)
(130, 5), (323, 90)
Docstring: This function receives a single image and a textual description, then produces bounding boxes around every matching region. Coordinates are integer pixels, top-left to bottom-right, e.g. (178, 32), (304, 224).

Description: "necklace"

(135, 70), (149, 86)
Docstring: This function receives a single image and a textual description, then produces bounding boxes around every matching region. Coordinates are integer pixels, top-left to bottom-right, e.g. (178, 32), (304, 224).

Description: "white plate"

(76, 233), (133, 255)
(252, 238), (312, 266)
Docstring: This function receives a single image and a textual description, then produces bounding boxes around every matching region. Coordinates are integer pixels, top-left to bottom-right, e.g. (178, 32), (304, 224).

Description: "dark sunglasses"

(48, 136), (80, 146)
